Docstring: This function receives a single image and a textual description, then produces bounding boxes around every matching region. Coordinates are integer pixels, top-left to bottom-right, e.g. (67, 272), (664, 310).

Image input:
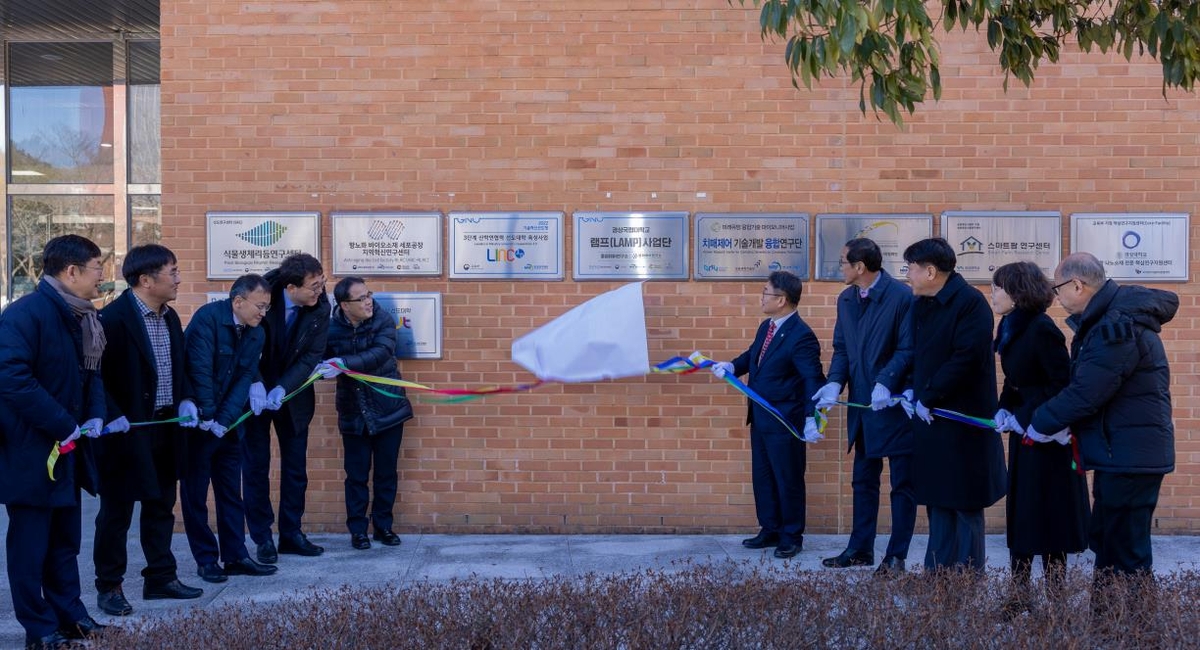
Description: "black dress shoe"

(741, 531), (781, 549)
(875, 556), (906, 576)
(25, 631), (68, 650)
(822, 549), (874, 568)
(144, 578), (204, 600)
(373, 529), (401, 546)
(279, 532), (325, 556)
(224, 557), (279, 577)
(197, 563), (229, 583)
(773, 542), (802, 559)
(97, 586), (133, 616)
(59, 616), (107, 640)
(351, 533), (371, 550)
(256, 539), (278, 564)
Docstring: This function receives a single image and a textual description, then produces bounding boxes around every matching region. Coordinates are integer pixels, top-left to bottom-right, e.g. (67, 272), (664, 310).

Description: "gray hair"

(1058, 252), (1106, 286)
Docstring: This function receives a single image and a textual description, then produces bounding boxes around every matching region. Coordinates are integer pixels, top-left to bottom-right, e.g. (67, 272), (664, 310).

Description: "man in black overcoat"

(93, 245), (203, 616)
(713, 271), (826, 560)
(813, 238), (916, 575)
(903, 238), (1006, 572)
(242, 253), (331, 563)
(0, 235), (108, 648)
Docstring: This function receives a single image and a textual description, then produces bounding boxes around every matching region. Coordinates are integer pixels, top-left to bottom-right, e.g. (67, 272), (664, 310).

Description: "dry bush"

(86, 563), (1200, 649)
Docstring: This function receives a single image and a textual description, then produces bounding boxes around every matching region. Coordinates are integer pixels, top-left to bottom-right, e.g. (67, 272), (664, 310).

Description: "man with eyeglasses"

(243, 253), (332, 564)
(711, 270), (826, 560)
(813, 238), (917, 576)
(1029, 252), (1177, 610)
(0, 234), (109, 648)
(316, 277), (412, 550)
(179, 273), (278, 584)
(93, 244), (203, 617)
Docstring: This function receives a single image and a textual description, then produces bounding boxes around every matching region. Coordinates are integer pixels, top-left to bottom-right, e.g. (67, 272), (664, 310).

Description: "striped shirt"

(131, 292), (174, 409)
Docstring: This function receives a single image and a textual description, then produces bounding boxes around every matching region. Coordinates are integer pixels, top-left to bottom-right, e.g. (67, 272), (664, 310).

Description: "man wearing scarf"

(0, 234), (110, 649)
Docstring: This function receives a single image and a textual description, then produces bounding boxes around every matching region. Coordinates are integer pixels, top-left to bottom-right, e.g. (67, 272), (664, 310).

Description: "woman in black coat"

(318, 278), (413, 550)
(990, 262), (1089, 611)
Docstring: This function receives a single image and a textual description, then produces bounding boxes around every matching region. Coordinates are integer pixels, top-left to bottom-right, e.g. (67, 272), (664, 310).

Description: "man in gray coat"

(813, 238), (916, 575)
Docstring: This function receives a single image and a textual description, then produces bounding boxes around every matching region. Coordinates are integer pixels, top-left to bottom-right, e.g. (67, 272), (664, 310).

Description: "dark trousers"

(242, 409), (310, 543)
(750, 427), (807, 546)
(5, 502), (89, 638)
(180, 429), (249, 566)
(925, 505), (986, 572)
(846, 437), (916, 560)
(93, 425), (179, 591)
(343, 426), (404, 535)
(1090, 471), (1163, 575)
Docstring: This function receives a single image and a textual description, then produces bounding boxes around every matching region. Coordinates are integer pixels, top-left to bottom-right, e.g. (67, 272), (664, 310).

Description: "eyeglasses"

(838, 259), (852, 267)
(761, 290), (783, 298)
(154, 268), (182, 280)
(75, 263), (104, 274)
(253, 302), (272, 313)
(305, 277), (327, 293)
(343, 291), (374, 304)
(1051, 279), (1075, 296)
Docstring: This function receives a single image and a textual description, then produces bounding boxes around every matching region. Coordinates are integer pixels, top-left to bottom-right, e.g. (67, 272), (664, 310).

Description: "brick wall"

(160, 0), (1200, 534)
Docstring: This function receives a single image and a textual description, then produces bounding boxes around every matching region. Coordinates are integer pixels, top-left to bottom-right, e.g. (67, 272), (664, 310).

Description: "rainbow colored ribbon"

(824, 399), (997, 430)
(330, 352), (809, 441)
(47, 416), (197, 481)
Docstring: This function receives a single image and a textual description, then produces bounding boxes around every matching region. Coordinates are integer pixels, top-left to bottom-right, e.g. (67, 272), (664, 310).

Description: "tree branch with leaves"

(741, 0), (1200, 124)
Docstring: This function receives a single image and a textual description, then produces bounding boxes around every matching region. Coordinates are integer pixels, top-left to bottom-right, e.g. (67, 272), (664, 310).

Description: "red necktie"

(758, 321), (776, 365)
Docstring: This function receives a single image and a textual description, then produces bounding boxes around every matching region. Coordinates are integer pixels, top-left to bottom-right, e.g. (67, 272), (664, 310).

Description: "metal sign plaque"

(331, 212), (442, 276)
(693, 213), (809, 280)
(814, 214), (933, 281)
(1070, 213), (1189, 281)
(573, 211), (689, 280)
(448, 212), (563, 280)
(205, 212), (321, 279)
(942, 211), (1062, 283)
(371, 292), (444, 359)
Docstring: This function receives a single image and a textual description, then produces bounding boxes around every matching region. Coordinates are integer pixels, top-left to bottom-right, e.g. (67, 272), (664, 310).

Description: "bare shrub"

(86, 563), (1200, 649)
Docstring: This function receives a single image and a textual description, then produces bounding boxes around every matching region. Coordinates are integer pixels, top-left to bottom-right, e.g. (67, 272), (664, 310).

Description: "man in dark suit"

(903, 238), (1006, 572)
(0, 235), (108, 649)
(813, 238), (917, 575)
(180, 274), (278, 583)
(243, 253), (331, 563)
(93, 245), (203, 616)
(713, 270), (826, 559)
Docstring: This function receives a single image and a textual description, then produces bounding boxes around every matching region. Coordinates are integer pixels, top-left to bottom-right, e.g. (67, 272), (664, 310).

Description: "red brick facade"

(161, 1), (1200, 533)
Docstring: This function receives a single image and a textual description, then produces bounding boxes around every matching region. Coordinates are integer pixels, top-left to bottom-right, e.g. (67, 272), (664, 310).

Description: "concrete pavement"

(1, 495), (1198, 649)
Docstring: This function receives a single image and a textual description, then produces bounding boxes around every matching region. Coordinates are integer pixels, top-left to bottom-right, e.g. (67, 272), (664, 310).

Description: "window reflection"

(10, 196), (116, 302)
(129, 41), (161, 184)
(8, 42), (114, 183)
(130, 195), (161, 245)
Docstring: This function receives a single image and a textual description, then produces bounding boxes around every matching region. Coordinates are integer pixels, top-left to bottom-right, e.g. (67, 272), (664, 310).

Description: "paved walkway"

(2, 496), (1198, 649)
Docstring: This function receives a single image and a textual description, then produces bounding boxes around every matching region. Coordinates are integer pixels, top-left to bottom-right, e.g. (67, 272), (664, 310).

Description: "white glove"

(199, 419), (215, 432)
(178, 400), (199, 428)
(208, 422), (228, 439)
(812, 382), (842, 410)
(914, 401), (933, 424)
(316, 358), (344, 380)
(802, 417), (824, 443)
(104, 416), (131, 434)
(266, 386), (286, 411)
(1024, 423), (1054, 444)
(869, 383), (893, 411)
(249, 382), (268, 416)
(83, 417), (104, 438)
(1049, 428), (1072, 446)
(900, 389), (915, 419)
(711, 361), (735, 379)
(993, 409), (1014, 433)
(64, 426), (83, 445)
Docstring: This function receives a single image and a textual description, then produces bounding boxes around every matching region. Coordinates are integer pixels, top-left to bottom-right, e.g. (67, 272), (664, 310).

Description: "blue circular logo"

(1122, 231), (1141, 249)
